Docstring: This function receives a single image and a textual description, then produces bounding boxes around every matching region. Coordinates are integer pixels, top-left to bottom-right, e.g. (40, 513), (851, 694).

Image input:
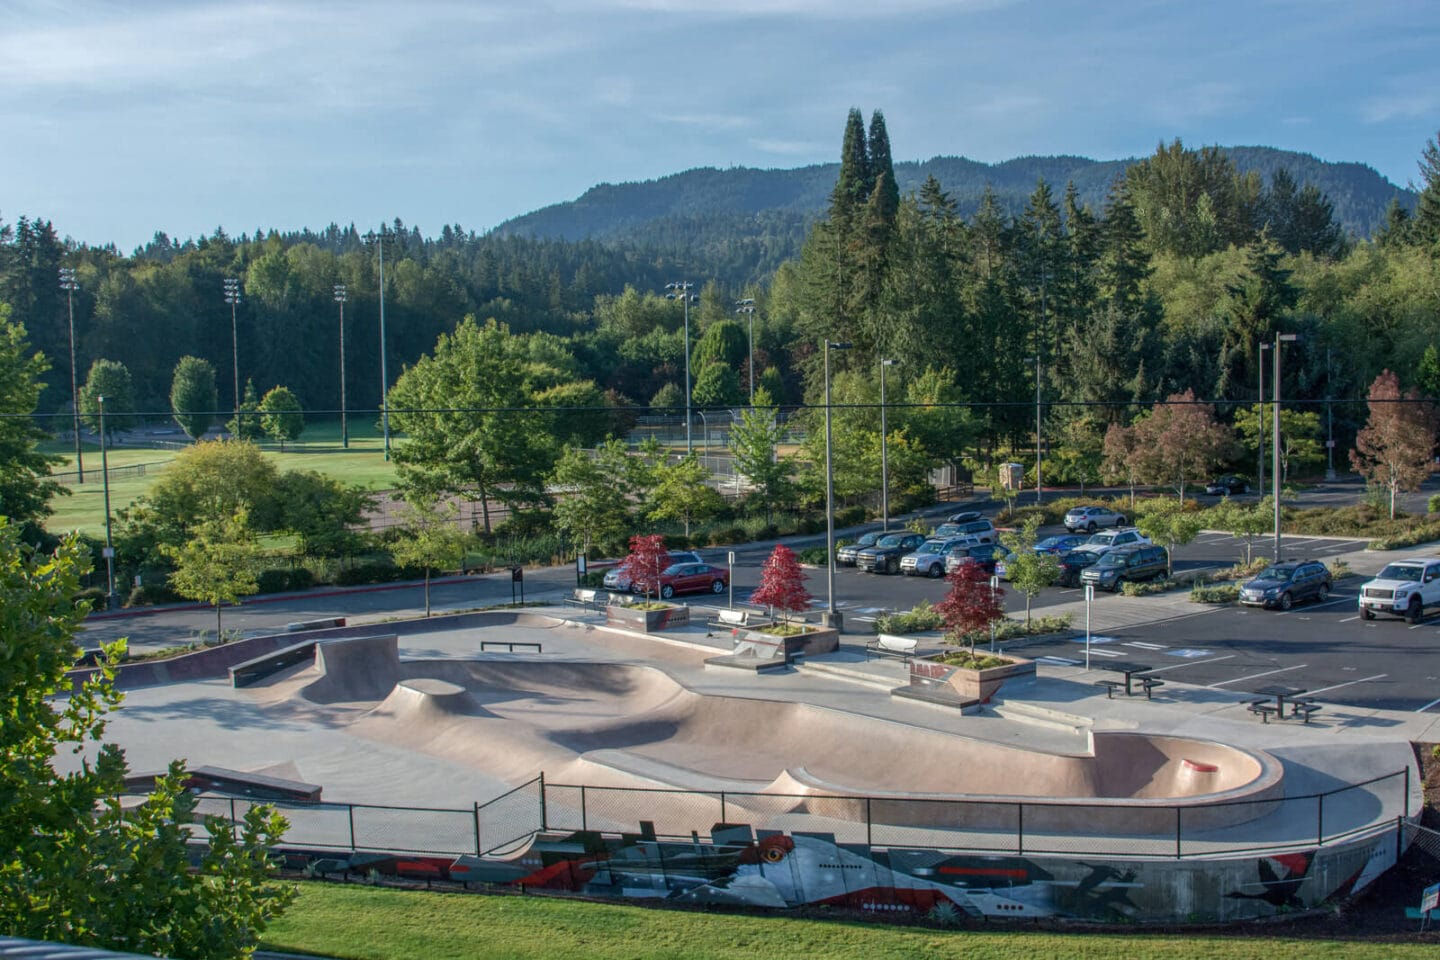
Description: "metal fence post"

(1317, 794), (1325, 846)
(230, 798), (237, 840)
(581, 785), (587, 831)
(348, 804), (356, 852)
(866, 798), (872, 848)
(473, 802), (482, 856)
(720, 791), (727, 824)
(1175, 807), (1182, 859)
(1016, 803), (1024, 855)
(539, 772), (547, 831)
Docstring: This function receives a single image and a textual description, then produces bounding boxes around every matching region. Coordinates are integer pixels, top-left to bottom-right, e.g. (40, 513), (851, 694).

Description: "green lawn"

(41, 420), (399, 537)
(261, 883), (1429, 960)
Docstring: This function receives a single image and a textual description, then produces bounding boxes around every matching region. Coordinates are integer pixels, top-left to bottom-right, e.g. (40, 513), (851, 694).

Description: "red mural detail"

(517, 857), (599, 890)
(1270, 852), (1312, 876)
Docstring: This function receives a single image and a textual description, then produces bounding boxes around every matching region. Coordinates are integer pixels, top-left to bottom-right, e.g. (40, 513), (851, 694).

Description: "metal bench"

(1289, 700), (1322, 723)
(563, 588), (610, 613)
(1247, 700), (1280, 723)
(479, 640), (542, 653)
(1094, 679), (1127, 699)
(708, 608), (762, 632)
(866, 634), (919, 662)
(1135, 676), (1165, 699)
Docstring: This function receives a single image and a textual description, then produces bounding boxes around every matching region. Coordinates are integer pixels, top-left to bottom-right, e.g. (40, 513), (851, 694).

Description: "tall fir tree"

(1415, 129), (1440, 249)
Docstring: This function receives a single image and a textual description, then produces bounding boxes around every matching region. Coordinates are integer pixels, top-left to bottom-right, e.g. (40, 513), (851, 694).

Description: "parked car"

(901, 536), (982, 578)
(1055, 550), (1101, 587)
(1358, 557), (1440, 623)
(932, 518), (997, 543)
(1063, 505), (1128, 533)
(945, 543), (1014, 576)
(1072, 528), (1151, 557)
(856, 532), (927, 574)
(655, 562), (729, 599)
(1080, 544), (1169, 592)
(836, 532), (881, 567)
(946, 510), (983, 524)
(1239, 560), (1332, 610)
(1205, 474), (1250, 496)
(1033, 534), (1086, 555)
(604, 550), (702, 593)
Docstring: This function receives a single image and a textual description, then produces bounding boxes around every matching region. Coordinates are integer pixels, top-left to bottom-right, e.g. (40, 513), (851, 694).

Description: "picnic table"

(1094, 661), (1165, 699)
(1247, 684), (1321, 723)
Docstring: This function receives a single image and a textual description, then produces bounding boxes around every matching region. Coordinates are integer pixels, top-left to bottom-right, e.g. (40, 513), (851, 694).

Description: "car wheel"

(1361, 607), (1375, 621)
(887, 556), (900, 575)
(1407, 599), (1422, 624)
(711, 579), (725, 594)
(1279, 592), (1293, 611)
(1317, 582), (1330, 601)
(927, 562), (944, 579)
(1242, 485), (1250, 494)
(1115, 516), (1127, 527)
(1087, 522), (1097, 533)
(660, 585), (675, 600)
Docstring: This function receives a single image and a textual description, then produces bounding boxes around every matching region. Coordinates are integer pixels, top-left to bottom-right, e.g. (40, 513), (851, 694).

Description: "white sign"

(1084, 585), (1095, 602)
(728, 551), (735, 565)
(101, 547), (115, 558)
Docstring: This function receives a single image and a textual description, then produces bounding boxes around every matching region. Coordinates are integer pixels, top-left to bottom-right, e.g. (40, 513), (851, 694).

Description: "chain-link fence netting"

(477, 776), (544, 855)
(350, 803), (476, 855)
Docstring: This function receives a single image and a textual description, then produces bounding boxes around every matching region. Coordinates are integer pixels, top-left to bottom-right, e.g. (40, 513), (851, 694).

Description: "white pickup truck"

(1357, 557), (1440, 623)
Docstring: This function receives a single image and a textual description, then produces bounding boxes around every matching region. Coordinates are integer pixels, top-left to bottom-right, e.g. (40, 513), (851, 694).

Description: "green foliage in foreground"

(262, 883), (1434, 960)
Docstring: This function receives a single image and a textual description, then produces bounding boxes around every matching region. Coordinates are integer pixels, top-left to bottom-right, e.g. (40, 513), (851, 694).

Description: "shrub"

(1327, 558), (1352, 580)
(286, 567), (315, 591)
(835, 505), (867, 527)
(73, 586), (109, 611)
(874, 599), (946, 635)
(1430, 494), (1440, 514)
(1120, 578), (1177, 596)
(661, 533), (693, 550)
(708, 526), (747, 546)
(578, 570), (608, 588)
(1190, 583), (1239, 604)
(1368, 521), (1440, 550)
(794, 516), (826, 536)
(334, 561), (402, 586)
(255, 569), (289, 594)
(125, 579), (179, 608)
(795, 546), (829, 566)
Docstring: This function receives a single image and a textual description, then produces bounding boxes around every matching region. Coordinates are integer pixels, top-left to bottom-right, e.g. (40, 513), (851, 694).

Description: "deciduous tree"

(1129, 390), (1232, 500)
(78, 358), (135, 439)
(935, 560), (1006, 654)
(160, 512), (260, 639)
(550, 440), (632, 557)
(1134, 499), (1204, 576)
(1000, 515), (1059, 625)
(169, 355), (217, 441)
(1351, 369), (1439, 519)
(618, 533), (671, 601)
(728, 400), (794, 521)
(749, 544), (812, 621)
(388, 497), (469, 617)
(648, 453), (724, 537)
(258, 385), (305, 450)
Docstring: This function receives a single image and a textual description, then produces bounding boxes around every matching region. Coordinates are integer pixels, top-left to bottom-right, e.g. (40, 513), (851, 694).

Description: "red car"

(656, 562), (729, 599)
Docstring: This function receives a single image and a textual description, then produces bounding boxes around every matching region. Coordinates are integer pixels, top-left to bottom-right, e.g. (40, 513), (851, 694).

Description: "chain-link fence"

(198, 768), (1412, 862)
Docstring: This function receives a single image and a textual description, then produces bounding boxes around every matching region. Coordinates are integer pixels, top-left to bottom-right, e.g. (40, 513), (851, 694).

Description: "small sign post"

(727, 550), (736, 609)
(511, 566), (524, 605)
(1084, 584), (1095, 670)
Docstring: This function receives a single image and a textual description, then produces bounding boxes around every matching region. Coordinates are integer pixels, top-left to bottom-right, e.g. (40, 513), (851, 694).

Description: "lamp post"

(223, 278), (241, 423)
(735, 298), (756, 406)
(98, 395), (116, 607)
(334, 283), (348, 448)
(824, 340), (852, 630)
(375, 228), (391, 461)
(1272, 332), (1299, 560)
(1025, 355), (1042, 504)
(1257, 341), (1270, 493)
(666, 282), (694, 452)
(1325, 347), (1336, 481)
(880, 358), (898, 531)
(59, 267), (84, 482)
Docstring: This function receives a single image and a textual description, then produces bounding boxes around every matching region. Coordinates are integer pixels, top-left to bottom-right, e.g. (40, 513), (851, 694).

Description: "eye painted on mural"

(758, 835), (794, 863)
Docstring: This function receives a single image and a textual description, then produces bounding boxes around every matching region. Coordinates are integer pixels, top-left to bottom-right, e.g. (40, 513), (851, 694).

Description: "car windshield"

(1085, 532), (1116, 545)
(1377, 564), (1423, 582)
(914, 541), (943, 554)
(1257, 566), (1295, 581)
(855, 533), (879, 546)
(1096, 552), (1128, 567)
(876, 535), (906, 548)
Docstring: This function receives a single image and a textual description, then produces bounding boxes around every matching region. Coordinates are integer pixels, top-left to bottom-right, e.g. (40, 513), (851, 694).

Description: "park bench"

(1094, 679), (1127, 699)
(1289, 699), (1323, 723)
(1247, 700), (1281, 723)
(564, 588), (609, 613)
(479, 640), (543, 653)
(708, 608), (765, 632)
(1134, 676), (1165, 699)
(866, 634), (919, 662)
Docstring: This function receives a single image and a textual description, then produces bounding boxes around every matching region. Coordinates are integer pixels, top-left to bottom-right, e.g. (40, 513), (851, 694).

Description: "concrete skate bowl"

(291, 637), (1285, 836)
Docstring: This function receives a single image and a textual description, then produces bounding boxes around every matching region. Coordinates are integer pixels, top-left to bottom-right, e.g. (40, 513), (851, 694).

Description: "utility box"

(999, 462), (1025, 492)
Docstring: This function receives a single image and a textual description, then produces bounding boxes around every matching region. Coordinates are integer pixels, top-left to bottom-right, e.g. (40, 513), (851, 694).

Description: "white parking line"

(1418, 696), (1440, 713)
(1339, 616), (1359, 623)
(1140, 655), (1236, 675)
(1124, 641), (1166, 650)
(1207, 664), (1308, 688)
(1301, 674), (1387, 697)
(1038, 656), (1081, 665)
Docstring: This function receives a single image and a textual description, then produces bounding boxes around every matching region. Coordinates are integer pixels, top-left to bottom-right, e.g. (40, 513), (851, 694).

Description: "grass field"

(41, 420), (399, 537)
(260, 883), (1431, 960)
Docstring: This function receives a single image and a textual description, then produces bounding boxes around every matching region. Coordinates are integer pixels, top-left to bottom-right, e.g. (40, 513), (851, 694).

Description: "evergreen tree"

(0, 307), (62, 532)
(1220, 233), (1298, 399)
(865, 110), (900, 226)
(1415, 129), (1440, 249)
(227, 379), (264, 441)
(829, 108), (871, 224)
(1375, 197), (1414, 248)
(1098, 178), (1151, 308)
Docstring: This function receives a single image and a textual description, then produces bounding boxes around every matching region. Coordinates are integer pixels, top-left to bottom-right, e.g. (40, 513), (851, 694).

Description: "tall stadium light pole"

(334, 283), (349, 448)
(735, 298), (756, 406)
(880, 358), (898, 531)
(1025, 355), (1042, 504)
(98, 395), (116, 607)
(1257, 341), (1270, 493)
(666, 282), (694, 452)
(824, 340), (852, 630)
(1273, 333), (1298, 560)
(377, 229), (391, 461)
(1325, 347), (1336, 481)
(59, 267), (84, 482)
(223, 278), (242, 422)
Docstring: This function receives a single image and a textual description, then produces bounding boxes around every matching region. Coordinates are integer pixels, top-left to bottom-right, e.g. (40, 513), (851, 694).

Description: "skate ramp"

(304, 634), (400, 703)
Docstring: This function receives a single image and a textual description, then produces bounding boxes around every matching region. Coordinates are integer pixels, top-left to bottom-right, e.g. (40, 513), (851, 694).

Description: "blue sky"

(5, 0), (1438, 251)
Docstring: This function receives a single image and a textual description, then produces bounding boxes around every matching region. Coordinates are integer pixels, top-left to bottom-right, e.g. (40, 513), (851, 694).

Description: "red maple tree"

(749, 544), (812, 620)
(1351, 369), (1440, 519)
(619, 533), (671, 600)
(934, 562), (1005, 652)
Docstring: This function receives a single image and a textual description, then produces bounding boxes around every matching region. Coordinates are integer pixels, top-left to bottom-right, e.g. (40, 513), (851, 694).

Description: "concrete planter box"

(908, 652), (1035, 703)
(606, 603), (690, 633)
(735, 624), (840, 661)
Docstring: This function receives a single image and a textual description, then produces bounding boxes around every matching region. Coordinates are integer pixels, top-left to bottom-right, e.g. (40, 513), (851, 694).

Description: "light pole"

(59, 267), (83, 482)
(334, 283), (348, 448)
(1257, 341), (1270, 492)
(1325, 347), (1336, 481)
(375, 228), (391, 461)
(223, 278), (241, 424)
(1025, 355), (1042, 504)
(880, 358), (898, 530)
(666, 282), (694, 452)
(98, 394), (117, 608)
(824, 340), (852, 630)
(1272, 332), (1299, 560)
(735, 298), (756, 406)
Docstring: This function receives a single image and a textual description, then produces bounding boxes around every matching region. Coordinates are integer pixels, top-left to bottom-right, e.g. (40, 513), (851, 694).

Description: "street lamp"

(1024, 355), (1042, 504)
(880, 358), (898, 530)
(666, 282), (695, 452)
(98, 395), (116, 607)
(735, 298), (756, 406)
(1273, 332), (1299, 560)
(824, 340), (852, 630)
(1257, 341), (1271, 492)
(223, 278), (241, 423)
(334, 283), (349, 449)
(373, 228), (392, 461)
(59, 267), (83, 482)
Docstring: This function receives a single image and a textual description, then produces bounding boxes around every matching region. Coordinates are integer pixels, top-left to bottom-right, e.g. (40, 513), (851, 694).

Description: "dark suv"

(1081, 544), (1169, 592)
(1240, 560), (1332, 610)
(857, 532), (926, 575)
(1057, 550), (1101, 587)
(836, 532), (881, 567)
